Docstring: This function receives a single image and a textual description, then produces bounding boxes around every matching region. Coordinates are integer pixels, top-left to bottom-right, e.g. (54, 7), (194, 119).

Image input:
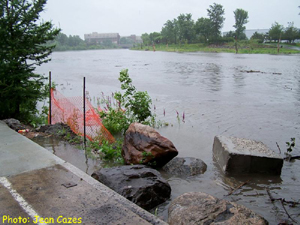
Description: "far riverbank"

(131, 42), (300, 54)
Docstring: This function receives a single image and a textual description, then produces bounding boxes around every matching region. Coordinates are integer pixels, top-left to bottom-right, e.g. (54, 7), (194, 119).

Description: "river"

(34, 49), (300, 224)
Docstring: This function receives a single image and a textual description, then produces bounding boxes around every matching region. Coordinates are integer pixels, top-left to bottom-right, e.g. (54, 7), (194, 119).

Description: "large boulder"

(92, 165), (171, 210)
(162, 157), (207, 177)
(213, 136), (283, 175)
(168, 192), (268, 225)
(122, 123), (178, 167)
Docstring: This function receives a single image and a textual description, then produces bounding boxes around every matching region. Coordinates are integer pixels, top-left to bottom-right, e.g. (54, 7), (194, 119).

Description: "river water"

(34, 49), (300, 224)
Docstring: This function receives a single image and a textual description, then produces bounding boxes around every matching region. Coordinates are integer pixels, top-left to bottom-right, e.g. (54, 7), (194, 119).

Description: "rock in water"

(168, 192), (268, 225)
(92, 165), (171, 210)
(122, 123), (178, 167)
(213, 135), (283, 175)
(162, 157), (207, 177)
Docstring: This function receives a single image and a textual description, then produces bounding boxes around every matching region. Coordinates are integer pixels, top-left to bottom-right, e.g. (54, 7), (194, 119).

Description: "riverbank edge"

(131, 43), (300, 55)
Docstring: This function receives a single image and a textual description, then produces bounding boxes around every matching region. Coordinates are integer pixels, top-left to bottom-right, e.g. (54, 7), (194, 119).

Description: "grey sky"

(40, 0), (300, 38)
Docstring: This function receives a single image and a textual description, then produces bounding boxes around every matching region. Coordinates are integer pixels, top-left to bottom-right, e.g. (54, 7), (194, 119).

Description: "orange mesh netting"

(49, 88), (115, 143)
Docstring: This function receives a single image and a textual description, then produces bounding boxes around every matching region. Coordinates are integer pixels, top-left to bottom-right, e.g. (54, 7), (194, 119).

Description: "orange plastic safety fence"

(49, 89), (115, 143)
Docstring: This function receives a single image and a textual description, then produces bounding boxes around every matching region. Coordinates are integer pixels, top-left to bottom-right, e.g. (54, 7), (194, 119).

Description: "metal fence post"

(83, 77), (86, 148)
(49, 71), (52, 125)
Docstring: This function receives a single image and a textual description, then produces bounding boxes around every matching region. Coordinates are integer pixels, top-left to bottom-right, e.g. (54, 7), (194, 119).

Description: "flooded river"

(34, 49), (300, 223)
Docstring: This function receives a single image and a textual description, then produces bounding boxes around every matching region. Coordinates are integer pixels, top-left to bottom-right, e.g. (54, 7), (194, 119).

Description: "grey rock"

(168, 192), (268, 225)
(3, 118), (26, 131)
(162, 157), (207, 177)
(213, 135), (283, 175)
(92, 165), (171, 210)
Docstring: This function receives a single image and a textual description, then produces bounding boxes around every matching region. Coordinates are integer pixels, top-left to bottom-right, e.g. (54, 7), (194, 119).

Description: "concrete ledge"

(213, 135), (283, 175)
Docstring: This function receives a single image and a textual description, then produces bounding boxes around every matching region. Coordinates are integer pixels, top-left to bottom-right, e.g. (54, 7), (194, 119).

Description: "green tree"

(250, 32), (265, 43)
(233, 9), (249, 40)
(56, 33), (68, 46)
(149, 32), (162, 44)
(268, 22), (284, 42)
(283, 22), (299, 43)
(233, 8), (249, 53)
(141, 33), (151, 46)
(207, 3), (225, 39)
(0, 0), (60, 121)
(68, 35), (83, 47)
(176, 13), (195, 43)
(161, 19), (178, 44)
(194, 17), (212, 42)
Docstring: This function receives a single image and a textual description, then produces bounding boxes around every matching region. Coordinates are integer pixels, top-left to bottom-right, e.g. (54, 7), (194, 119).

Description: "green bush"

(100, 69), (157, 135)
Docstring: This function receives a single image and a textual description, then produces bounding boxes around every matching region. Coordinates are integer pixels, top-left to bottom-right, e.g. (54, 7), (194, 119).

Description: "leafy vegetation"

(139, 3), (300, 52)
(132, 42), (299, 54)
(97, 139), (124, 164)
(99, 69), (158, 135)
(0, 0), (60, 122)
(50, 32), (119, 51)
(286, 138), (296, 153)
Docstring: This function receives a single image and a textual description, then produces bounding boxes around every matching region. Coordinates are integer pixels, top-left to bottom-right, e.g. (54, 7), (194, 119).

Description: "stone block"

(213, 136), (283, 175)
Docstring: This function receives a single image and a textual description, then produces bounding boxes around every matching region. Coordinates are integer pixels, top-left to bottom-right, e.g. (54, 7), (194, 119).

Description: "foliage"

(250, 32), (265, 43)
(0, 0), (60, 122)
(138, 5), (299, 48)
(268, 22), (284, 42)
(140, 151), (155, 165)
(207, 3), (225, 38)
(176, 13), (195, 44)
(52, 32), (118, 51)
(97, 139), (124, 164)
(282, 22), (300, 43)
(99, 108), (130, 135)
(286, 138), (296, 153)
(115, 69), (152, 122)
(195, 18), (213, 42)
(132, 42), (299, 54)
(233, 8), (249, 40)
(141, 33), (151, 46)
(161, 19), (178, 44)
(100, 69), (157, 135)
(120, 37), (134, 44)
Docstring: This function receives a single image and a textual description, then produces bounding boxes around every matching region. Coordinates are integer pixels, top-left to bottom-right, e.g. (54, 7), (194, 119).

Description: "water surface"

(35, 49), (300, 223)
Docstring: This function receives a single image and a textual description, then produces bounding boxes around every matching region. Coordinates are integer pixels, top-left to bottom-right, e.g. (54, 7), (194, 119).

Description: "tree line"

(141, 3), (300, 46)
(52, 33), (117, 51)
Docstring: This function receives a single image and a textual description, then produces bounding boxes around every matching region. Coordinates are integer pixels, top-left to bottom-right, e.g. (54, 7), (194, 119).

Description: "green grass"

(132, 42), (300, 54)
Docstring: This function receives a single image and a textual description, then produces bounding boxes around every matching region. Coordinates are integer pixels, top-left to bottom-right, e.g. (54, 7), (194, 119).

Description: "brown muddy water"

(34, 49), (300, 224)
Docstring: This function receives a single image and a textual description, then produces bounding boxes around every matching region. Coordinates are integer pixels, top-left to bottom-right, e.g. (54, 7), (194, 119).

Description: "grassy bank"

(132, 42), (300, 54)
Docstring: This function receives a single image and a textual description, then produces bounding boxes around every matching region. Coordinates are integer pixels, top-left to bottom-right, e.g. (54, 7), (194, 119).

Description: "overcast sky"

(40, 0), (300, 38)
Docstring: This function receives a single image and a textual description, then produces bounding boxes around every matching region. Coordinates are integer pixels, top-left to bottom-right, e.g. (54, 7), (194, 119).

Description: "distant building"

(84, 32), (120, 44)
(223, 29), (269, 39)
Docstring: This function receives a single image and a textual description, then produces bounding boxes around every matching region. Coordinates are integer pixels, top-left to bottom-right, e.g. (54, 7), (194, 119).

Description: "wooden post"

(277, 33), (282, 53)
(83, 77), (86, 148)
(49, 71), (52, 125)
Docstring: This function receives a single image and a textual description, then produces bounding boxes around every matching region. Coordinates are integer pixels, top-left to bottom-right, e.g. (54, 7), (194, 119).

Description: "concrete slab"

(212, 135), (283, 175)
(2, 164), (152, 225)
(0, 121), (64, 177)
(0, 121), (167, 225)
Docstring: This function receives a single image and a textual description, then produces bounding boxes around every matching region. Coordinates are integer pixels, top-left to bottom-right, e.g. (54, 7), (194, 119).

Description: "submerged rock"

(168, 192), (268, 225)
(122, 123), (178, 168)
(213, 135), (283, 175)
(92, 165), (171, 210)
(162, 157), (207, 177)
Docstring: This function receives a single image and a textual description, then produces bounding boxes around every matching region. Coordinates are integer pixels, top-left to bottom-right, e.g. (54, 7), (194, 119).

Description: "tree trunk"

(277, 33), (282, 53)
